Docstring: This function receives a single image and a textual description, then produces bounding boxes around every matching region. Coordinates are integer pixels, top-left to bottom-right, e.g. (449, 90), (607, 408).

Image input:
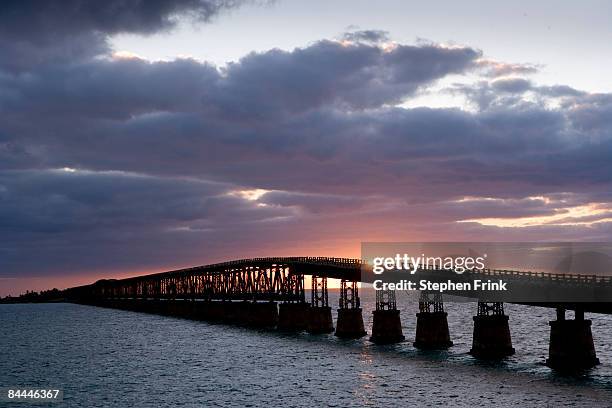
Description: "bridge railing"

(171, 256), (364, 274)
(417, 264), (612, 284)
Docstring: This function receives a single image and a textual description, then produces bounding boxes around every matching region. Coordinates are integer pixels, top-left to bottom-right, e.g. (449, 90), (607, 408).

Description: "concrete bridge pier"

(547, 307), (599, 370)
(151, 299), (170, 316)
(278, 302), (310, 331)
(166, 299), (195, 318)
(157, 299), (175, 316)
(192, 300), (212, 321)
(370, 289), (405, 344)
(335, 280), (366, 338)
(278, 273), (308, 331)
(195, 300), (237, 324)
(244, 301), (279, 328)
(414, 292), (453, 349)
(307, 276), (334, 334)
(203, 301), (258, 326)
(470, 302), (515, 358)
(148, 299), (167, 315)
(218, 301), (239, 324)
(202, 300), (226, 323)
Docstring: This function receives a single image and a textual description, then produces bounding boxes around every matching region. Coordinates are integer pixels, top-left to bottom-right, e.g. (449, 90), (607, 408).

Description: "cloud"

(211, 40), (480, 117)
(538, 84), (586, 98)
(0, 0), (245, 71)
(491, 78), (532, 93)
(341, 29), (390, 44)
(1, 15), (612, 288)
(0, 40), (480, 121)
(0, 168), (299, 276)
(0, 57), (220, 119)
(477, 59), (540, 78)
(0, 0), (243, 39)
(450, 78), (594, 111)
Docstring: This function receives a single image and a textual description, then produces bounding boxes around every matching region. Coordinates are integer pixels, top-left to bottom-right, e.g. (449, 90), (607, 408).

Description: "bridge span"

(64, 256), (612, 371)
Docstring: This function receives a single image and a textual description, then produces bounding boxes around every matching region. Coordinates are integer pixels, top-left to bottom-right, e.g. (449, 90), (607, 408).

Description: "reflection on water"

(1, 290), (612, 407)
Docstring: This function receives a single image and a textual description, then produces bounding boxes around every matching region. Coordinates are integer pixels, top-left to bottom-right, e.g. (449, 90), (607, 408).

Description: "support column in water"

(335, 280), (366, 338)
(414, 292), (453, 349)
(547, 307), (599, 370)
(370, 289), (405, 344)
(278, 273), (310, 331)
(470, 301), (515, 358)
(307, 276), (334, 334)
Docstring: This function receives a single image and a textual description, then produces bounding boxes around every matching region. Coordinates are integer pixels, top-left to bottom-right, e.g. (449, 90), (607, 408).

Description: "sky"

(1, 0), (612, 296)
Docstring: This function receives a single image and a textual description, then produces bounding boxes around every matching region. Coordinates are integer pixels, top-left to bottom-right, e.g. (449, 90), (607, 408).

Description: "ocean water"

(1, 289), (612, 407)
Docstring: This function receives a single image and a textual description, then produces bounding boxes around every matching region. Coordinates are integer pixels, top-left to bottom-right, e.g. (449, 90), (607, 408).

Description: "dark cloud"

(0, 0), (242, 39)
(0, 40), (480, 121)
(0, 0), (244, 71)
(0, 168), (297, 276)
(450, 79), (595, 111)
(212, 40), (480, 116)
(0, 31), (109, 73)
(0, 57), (220, 119)
(538, 84), (586, 98)
(342, 29), (390, 44)
(3, 61), (611, 198)
(491, 78), (532, 93)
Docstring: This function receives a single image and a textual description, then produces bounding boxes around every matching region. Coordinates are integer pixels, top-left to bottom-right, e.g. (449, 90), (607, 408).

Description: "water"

(2, 290), (612, 407)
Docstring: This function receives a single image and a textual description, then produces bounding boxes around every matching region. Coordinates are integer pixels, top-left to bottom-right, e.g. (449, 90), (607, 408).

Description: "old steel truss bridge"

(62, 256), (612, 371)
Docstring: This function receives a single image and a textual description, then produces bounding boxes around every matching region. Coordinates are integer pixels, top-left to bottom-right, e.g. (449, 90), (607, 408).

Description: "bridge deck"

(64, 257), (612, 313)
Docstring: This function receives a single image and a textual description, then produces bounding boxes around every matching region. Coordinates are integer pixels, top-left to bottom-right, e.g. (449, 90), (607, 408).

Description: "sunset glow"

(459, 203), (612, 228)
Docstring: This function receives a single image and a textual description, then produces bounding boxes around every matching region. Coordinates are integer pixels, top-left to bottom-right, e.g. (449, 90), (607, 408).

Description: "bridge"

(64, 256), (612, 371)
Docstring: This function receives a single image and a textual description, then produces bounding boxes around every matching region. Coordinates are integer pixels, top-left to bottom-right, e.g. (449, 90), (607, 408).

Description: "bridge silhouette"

(64, 256), (612, 371)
